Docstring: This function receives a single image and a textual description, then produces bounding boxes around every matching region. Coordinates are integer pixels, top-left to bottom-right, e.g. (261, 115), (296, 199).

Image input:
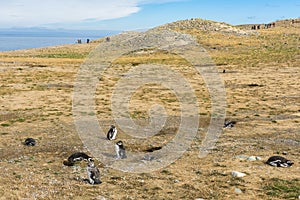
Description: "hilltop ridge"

(237, 18), (300, 29)
(156, 18), (255, 36)
(156, 17), (300, 36)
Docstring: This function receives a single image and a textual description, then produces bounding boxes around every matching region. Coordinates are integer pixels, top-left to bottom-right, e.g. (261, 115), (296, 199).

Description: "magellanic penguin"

(24, 138), (36, 146)
(223, 120), (236, 128)
(115, 141), (127, 159)
(63, 152), (92, 166)
(86, 158), (102, 184)
(107, 125), (117, 140)
(266, 156), (294, 167)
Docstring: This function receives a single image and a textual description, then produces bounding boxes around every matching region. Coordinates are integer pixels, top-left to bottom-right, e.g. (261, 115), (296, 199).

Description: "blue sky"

(0, 0), (299, 30)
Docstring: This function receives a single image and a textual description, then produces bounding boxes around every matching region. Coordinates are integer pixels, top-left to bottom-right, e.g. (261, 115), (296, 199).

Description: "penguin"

(24, 138), (36, 146)
(115, 141), (127, 159)
(107, 125), (117, 140)
(86, 158), (102, 184)
(266, 156), (294, 167)
(63, 152), (92, 166)
(223, 120), (236, 128)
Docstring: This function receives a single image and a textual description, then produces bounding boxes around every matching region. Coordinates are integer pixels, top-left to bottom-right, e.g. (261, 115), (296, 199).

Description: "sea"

(0, 36), (101, 52)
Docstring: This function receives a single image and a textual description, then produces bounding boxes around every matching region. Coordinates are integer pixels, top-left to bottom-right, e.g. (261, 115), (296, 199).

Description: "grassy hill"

(0, 18), (299, 199)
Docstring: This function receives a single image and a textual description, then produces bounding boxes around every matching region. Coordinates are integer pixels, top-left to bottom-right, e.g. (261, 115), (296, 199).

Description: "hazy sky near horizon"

(0, 0), (299, 30)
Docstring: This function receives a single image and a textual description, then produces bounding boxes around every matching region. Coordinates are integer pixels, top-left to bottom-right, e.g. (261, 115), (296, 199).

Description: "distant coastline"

(0, 36), (97, 52)
(0, 28), (120, 52)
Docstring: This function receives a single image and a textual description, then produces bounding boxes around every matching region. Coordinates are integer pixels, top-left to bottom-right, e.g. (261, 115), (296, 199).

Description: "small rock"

(247, 156), (261, 161)
(234, 188), (242, 194)
(235, 155), (249, 160)
(282, 151), (288, 155)
(96, 196), (106, 200)
(231, 171), (246, 178)
(195, 198), (205, 200)
(174, 179), (180, 183)
(256, 156), (262, 160)
(142, 154), (155, 161)
(247, 156), (257, 161)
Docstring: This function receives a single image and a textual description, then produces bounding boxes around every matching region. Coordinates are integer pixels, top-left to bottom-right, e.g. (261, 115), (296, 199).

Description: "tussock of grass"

(36, 52), (89, 59)
(264, 178), (300, 199)
(113, 50), (189, 66)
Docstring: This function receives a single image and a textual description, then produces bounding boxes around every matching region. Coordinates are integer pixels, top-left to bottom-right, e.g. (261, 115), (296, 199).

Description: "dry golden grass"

(0, 19), (299, 200)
